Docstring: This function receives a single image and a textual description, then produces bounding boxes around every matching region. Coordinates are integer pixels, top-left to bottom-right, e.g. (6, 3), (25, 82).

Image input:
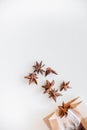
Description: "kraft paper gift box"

(44, 102), (87, 130)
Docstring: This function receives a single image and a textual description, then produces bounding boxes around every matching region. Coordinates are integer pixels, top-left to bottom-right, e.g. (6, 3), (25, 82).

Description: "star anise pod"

(24, 73), (38, 85)
(45, 67), (58, 76)
(42, 80), (55, 93)
(58, 97), (82, 118)
(33, 61), (45, 74)
(49, 88), (62, 102)
(60, 81), (70, 91)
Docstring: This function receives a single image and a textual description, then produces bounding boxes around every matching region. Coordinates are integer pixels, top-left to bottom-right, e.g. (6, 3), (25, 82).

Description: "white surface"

(0, 0), (87, 130)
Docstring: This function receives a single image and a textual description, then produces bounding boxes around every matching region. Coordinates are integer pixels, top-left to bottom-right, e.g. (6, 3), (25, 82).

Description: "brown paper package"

(43, 103), (87, 130)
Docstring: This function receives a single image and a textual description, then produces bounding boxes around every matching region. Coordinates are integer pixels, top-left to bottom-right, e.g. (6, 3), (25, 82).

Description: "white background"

(0, 0), (87, 130)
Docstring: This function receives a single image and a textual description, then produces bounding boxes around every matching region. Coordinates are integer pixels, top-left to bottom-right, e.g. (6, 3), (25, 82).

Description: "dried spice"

(58, 97), (82, 118)
(49, 88), (62, 102)
(42, 80), (55, 93)
(33, 61), (45, 75)
(45, 67), (58, 76)
(24, 73), (38, 85)
(24, 61), (73, 105)
(60, 81), (70, 91)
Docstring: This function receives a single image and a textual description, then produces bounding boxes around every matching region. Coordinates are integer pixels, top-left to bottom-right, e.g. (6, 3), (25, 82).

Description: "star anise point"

(49, 88), (62, 102)
(24, 73), (38, 85)
(42, 80), (55, 93)
(58, 97), (82, 118)
(60, 81), (71, 91)
(45, 67), (58, 76)
(33, 61), (45, 75)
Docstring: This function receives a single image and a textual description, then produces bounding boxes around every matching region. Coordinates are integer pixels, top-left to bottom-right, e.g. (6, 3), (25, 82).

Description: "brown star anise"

(24, 73), (38, 85)
(42, 80), (55, 93)
(49, 88), (62, 102)
(58, 97), (82, 118)
(45, 67), (58, 76)
(33, 61), (45, 74)
(60, 81), (70, 91)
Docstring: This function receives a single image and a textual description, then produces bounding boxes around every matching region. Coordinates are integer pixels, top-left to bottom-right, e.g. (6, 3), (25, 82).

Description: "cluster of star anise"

(42, 80), (71, 102)
(24, 61), (71, 102)
(24, 61), (57, 84)
(42, 80), (62, 102)
(24, 61), (45, 85)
